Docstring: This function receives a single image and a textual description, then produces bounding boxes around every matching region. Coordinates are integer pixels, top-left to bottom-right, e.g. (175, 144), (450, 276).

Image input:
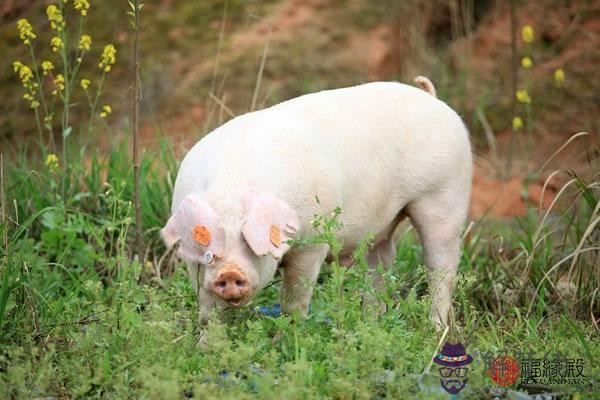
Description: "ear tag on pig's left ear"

(269, 224), (282, 247)
(203, 251), (214, 264)
(192, 225), (211, 246)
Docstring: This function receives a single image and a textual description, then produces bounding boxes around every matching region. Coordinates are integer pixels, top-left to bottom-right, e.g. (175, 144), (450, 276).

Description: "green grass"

(0, 137), (599, 399)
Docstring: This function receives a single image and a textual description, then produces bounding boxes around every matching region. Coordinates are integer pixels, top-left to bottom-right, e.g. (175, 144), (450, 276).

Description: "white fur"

(168, 80), (472, 328)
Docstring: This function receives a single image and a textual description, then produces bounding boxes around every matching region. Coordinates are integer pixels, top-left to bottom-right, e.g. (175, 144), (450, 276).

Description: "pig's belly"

(335, 201), (407, 255)
(327, 209), (408, 262)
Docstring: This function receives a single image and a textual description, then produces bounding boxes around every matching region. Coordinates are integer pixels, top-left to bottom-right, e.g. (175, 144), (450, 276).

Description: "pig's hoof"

(197, 330), (210, 348)
(271, 331), (283, 345)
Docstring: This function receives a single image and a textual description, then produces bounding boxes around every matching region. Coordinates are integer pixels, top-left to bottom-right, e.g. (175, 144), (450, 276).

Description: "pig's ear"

(160, 194), (226, 263)
(242, 193), (299, 259)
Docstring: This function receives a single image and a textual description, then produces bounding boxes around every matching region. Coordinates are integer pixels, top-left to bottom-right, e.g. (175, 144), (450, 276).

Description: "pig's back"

(173, 82), (471, 228)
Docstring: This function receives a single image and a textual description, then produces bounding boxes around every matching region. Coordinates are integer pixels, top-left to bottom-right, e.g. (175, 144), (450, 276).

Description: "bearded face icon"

(433, 342), (474, 395)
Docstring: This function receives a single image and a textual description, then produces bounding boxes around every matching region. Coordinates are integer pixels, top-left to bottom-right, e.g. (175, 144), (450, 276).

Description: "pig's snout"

(211, 267), (250, 306)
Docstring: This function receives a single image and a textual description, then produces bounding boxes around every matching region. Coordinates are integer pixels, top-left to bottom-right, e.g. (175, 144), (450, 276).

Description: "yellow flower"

(13, 61), (33, 85)
(16, 18), (36, 45)
(512, 116), (524, 131)
(80, 78), (91, 90)
(98, 44), (117, 73)
(74, 0), (90, 16)
(554, 68), (565, 87)
(13, 61), (39, 108)
(50, 36), (63, 52)
(100, 104), (112, 118)
(45, 153), (59, 170)
(522, 25), (534, 43)
(41, 60), (55, 75)
(20, 66), (33, 84)
(53, 73), (65, 94)
(516, 89), (531, 104)
(12, 60), (23, 73)
(79, 34), (92, 51)
(46, 4), (65, 31)
(521, 57), (533, 69)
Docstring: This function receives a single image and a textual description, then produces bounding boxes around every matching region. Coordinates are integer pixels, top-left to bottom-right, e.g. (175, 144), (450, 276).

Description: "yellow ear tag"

(192, 225), (211, 246)
(269, 224), (282, 247)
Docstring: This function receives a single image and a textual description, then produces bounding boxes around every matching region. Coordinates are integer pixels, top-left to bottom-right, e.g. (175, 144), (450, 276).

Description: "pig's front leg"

(187, 262), (221, 326)
(280, 244), (329, 316)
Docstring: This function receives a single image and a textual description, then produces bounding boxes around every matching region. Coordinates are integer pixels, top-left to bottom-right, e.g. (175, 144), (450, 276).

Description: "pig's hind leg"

(364, 211), (408, 305)
(405, 186), (469, 329)
(364, 238), (397, 313)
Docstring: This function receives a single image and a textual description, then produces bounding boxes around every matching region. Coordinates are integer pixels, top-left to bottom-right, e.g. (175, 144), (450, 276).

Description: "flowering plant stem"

(27, 45), (52, 152)
(86, 71), (107, 137)
(131, 0), (144, 262)
(506, 0), (518, 179)
(56, 0), (71, 197)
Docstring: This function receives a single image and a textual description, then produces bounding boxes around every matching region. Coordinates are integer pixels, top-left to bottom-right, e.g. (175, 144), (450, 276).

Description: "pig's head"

(160, 193), (299, 307)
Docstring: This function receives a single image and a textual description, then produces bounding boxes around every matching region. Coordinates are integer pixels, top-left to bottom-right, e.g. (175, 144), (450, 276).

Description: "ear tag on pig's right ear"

(192, 225), (211, 246)
(269, 224), (282, 247)
(203, 251), (214, 264)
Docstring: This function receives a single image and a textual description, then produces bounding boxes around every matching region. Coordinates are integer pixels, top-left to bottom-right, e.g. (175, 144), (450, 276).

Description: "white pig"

(161, 77), (472, 329)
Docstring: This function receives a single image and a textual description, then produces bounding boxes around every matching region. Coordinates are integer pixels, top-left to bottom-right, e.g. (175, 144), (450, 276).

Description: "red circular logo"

(490, 356), (520, 387)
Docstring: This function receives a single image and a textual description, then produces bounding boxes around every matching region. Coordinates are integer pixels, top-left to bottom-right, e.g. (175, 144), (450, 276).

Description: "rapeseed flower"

(516, 89), (531, 104)
(100, 104), (112, 118)
(80, 78), (91, 90)
(98, 44), (117, 72)
(16, 18), (36, 44)
(13, 61), (33, 85)
(522, 25), (534, 43)
(45, 153), (59, 171)
(79, 34), (92, 51)
(51, 36), (63, 52)
(512, 116), (524, 131)
(74, 0), (90, 16)
(46, 5), (65, 31)
(41, 60), (55, 75)
(52, 73), (65, 95)
(554, 68), (565, 87)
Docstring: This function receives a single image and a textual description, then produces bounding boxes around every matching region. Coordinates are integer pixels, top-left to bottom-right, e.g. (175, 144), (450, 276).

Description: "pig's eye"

(203, 251), (214, 265)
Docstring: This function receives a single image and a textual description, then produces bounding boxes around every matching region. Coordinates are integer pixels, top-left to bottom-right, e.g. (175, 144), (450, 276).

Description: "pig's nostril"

(212, 268), (250, 301)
